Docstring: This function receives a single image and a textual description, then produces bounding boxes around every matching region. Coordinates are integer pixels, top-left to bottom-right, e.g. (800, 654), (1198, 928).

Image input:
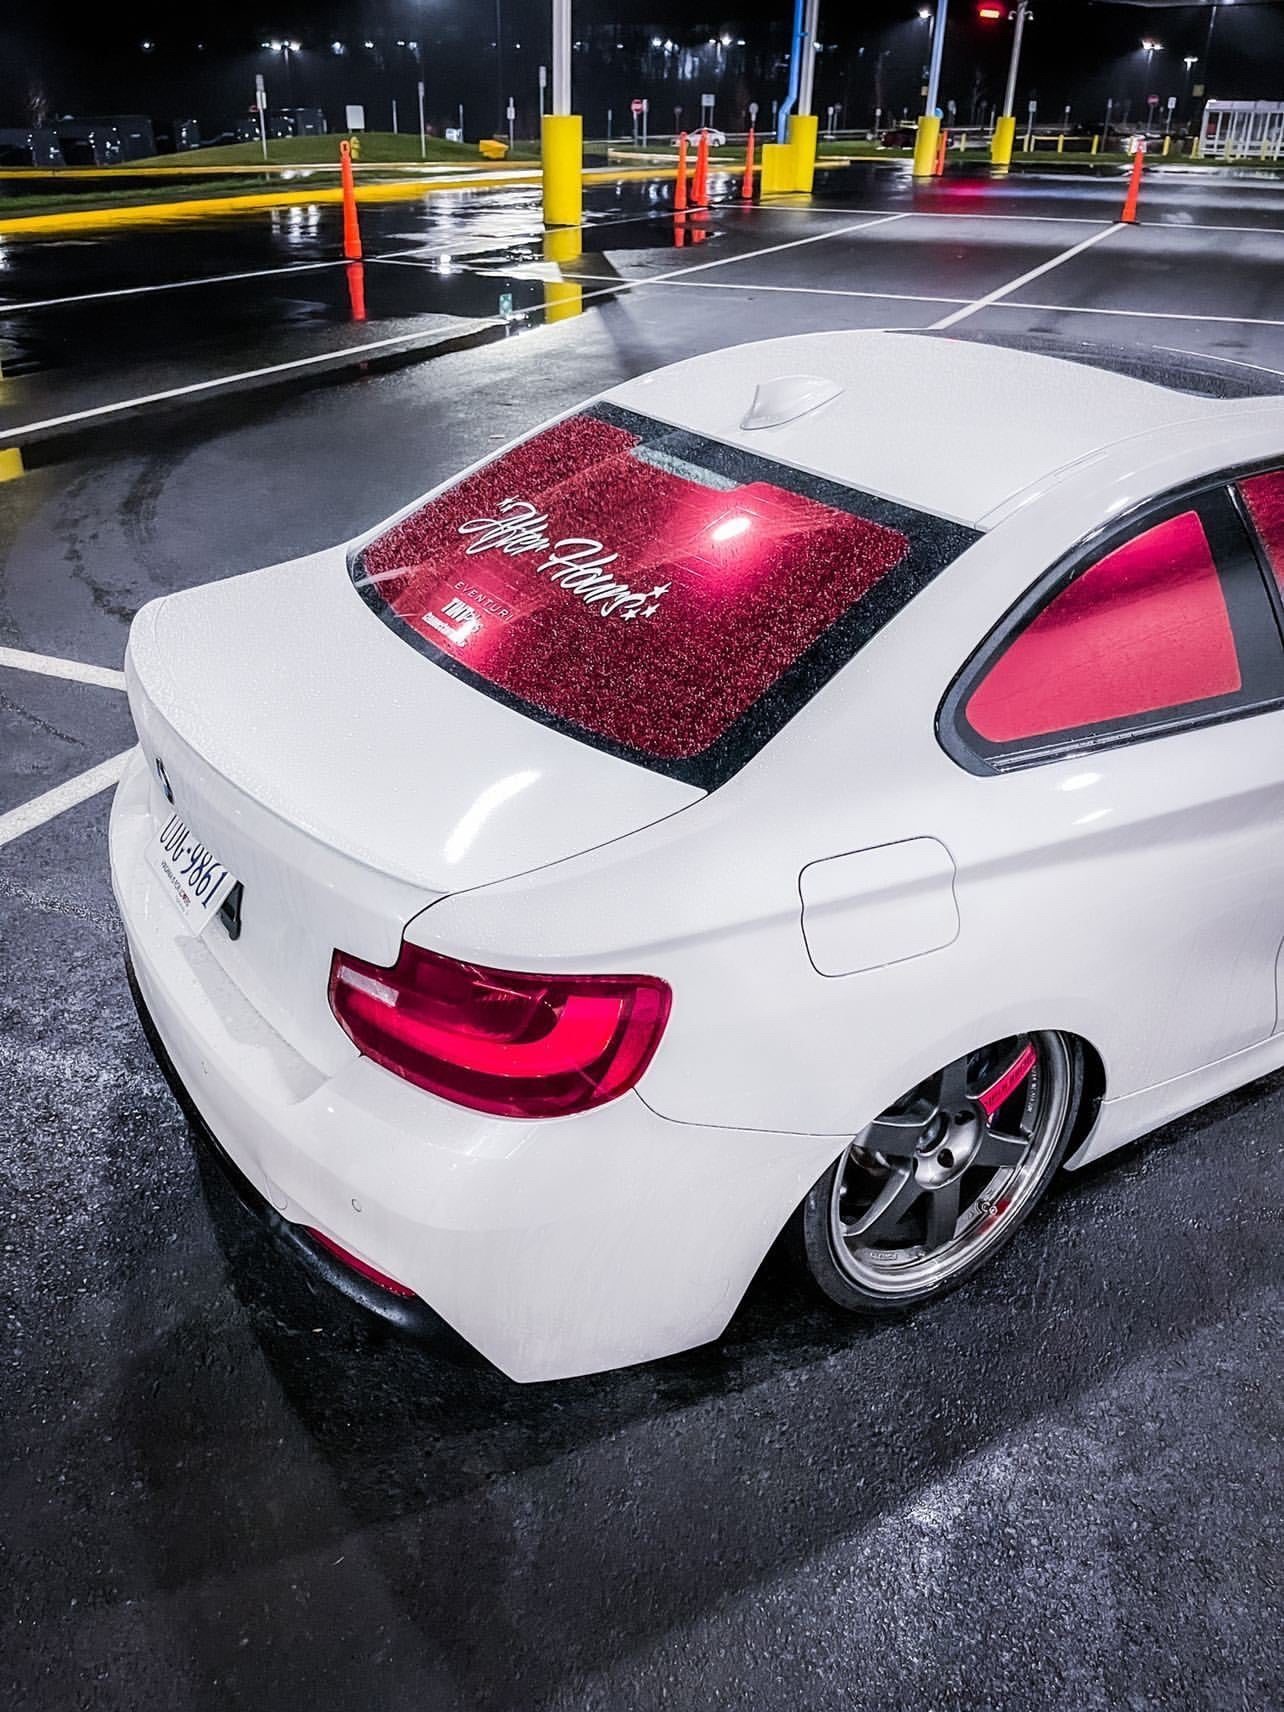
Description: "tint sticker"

(352, 406), (979, 785)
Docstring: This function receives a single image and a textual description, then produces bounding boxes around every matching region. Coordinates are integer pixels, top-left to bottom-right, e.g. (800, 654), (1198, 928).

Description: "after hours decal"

(353, 410), (918, 764)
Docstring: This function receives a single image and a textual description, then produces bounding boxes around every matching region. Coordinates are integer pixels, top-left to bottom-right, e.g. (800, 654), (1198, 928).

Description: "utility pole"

(912, 0), (950, 176)
(543, 0), (580, 226)
(990, 0), (1027, 167)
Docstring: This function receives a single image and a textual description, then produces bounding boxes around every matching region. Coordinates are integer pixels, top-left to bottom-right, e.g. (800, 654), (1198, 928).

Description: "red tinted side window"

(966, 510), (1242, 745)
(1240, 470), (1284, 595)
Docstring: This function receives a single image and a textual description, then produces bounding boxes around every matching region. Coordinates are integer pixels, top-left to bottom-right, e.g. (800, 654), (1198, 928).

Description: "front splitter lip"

(125, 956), (485, 1368)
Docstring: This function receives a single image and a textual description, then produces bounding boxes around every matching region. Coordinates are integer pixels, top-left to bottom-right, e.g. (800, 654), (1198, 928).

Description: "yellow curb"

(0, 161), (534, 180)
(0, 164), (692, 236)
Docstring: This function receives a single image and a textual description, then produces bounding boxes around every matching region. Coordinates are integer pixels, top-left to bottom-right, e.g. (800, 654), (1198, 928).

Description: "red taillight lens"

(328, 941), (672, 1118)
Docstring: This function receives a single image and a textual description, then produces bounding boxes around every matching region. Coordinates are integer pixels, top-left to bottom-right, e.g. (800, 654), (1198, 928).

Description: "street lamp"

(990, 0), (1030, 167)
(1140, 38), (1162, 130)
(917, 5), (934, 72)
(263, 38), (301, 107)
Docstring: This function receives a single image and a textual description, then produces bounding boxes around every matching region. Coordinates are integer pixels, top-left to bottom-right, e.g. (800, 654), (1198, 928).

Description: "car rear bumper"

(124, 957), (476, 1355)
(110, 747), (840, 1382)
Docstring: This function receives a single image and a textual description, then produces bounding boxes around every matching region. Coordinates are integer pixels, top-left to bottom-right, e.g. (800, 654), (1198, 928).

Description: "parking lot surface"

(2, 160), (1282, 1711)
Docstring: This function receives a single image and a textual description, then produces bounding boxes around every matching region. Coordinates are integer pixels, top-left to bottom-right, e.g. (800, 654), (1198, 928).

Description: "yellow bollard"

(1056, 133), (1065, 154)
(1162, 135), (1171, 157)
(912, 114), (942, 178)
(786, 112), (819, 193)
(0, 447), (24, 482)
(1091, 134), (1100, 155)
(990, 114), (1017, 167)
(541, 112), (582, 228)
(759, 141), (793, 196)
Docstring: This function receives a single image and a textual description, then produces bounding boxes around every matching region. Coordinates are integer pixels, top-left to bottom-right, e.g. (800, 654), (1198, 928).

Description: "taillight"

(328, 941), (671, 1119)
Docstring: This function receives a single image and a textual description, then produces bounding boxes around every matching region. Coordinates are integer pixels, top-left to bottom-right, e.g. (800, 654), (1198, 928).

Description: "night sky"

(1, 3), (1281, 140)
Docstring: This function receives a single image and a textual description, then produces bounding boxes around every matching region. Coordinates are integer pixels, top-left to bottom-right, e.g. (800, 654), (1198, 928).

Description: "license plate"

(145, 810), (238, 935)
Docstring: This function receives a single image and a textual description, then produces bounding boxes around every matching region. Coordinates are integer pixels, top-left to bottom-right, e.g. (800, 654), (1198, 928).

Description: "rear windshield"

(351, 404), (978, 787)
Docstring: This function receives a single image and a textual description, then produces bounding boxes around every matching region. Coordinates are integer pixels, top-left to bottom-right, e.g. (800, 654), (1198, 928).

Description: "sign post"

(631, 97), (643, 146)
(418, 80), (427, 159)
(507, 97), (515, 150)
(255, 74), (268, 160)
(539, 64), (547, 117)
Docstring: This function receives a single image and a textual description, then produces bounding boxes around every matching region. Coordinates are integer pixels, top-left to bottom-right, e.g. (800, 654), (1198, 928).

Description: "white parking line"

(930, 222), (1124, 330)
(0, 216), (907, 443)
(2, 258), (355, 314)
(539, 270), (1284, 332)
(0, 206), (715, 314)
(749, 203), (1284, 237)
(0, 646), (126, 690)
(1010, 298), (1284, 329)
(503, 211), (911, 329)
(549, 272), (968, 307)
(0, 750), (132, 852)
(0, 316), (494, 444)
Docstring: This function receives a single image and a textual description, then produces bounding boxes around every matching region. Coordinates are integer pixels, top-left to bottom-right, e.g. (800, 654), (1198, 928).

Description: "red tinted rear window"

(1241, 469), (1284, 594)
(353, 407), (973, 782)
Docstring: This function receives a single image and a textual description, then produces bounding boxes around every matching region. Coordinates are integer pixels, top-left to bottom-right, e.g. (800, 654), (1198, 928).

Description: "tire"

(794, 1031), (1084, 1314)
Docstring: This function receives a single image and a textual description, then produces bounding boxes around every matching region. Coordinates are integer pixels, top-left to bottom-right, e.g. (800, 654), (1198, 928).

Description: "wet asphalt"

(1, 162), (1282, 1711)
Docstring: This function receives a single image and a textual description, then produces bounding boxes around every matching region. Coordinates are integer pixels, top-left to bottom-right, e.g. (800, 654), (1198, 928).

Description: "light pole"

(1202, 3), (1220, 90)
(991, 0), (1029, 166)
(1141, 38), (1162, 133)
(912, 0), (949, 175)
(266, 39), (301, 109)
(1183, 54), (1198, 125)
(543, 0), (580, 227)
(495, 0), (504, 133)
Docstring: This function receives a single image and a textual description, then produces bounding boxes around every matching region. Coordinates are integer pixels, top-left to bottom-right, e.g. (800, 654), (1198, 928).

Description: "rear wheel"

(796, 1031), (1081, 1312)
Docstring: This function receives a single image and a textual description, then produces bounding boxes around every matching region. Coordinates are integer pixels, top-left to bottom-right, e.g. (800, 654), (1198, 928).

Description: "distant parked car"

(881, 126), (917, 147)
(0, 127), (64, 168)
(112, 331), (1284, 1382)
(73, 114), (157, 160)
(54, 122), (123, 166)
(154, 118), (202, 154)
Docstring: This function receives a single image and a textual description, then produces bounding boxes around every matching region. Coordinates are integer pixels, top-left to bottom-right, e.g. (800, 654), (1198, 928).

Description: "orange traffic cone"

(339, 138), (362, 260)
(934, 126), (948, 176)
(692, 128), (710, 207)
(345, 260), (366, 322)
(1120, 144), (1145, 223)
(675, 132), (688, 212)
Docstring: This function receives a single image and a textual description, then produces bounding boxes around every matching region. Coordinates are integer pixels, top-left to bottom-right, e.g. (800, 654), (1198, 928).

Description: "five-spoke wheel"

(796, 1032), (1081, 1310)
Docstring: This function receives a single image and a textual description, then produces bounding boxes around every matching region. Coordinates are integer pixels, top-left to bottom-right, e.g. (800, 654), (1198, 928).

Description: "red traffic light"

(977, 4), (1005, 17)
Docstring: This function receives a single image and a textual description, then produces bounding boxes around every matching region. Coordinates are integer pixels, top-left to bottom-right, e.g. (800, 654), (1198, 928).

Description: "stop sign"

(631, 99), (644, 116)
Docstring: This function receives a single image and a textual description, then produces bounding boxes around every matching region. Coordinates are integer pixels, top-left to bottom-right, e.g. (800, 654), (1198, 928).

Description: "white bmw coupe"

(111, 331), (1284, 1381)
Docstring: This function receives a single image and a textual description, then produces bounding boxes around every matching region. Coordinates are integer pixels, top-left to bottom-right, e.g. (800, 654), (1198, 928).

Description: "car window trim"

(937, 469), (1284, 778)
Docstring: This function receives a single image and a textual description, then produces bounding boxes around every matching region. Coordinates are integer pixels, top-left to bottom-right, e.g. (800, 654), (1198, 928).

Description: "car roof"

(604, 330), (1280, 530)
